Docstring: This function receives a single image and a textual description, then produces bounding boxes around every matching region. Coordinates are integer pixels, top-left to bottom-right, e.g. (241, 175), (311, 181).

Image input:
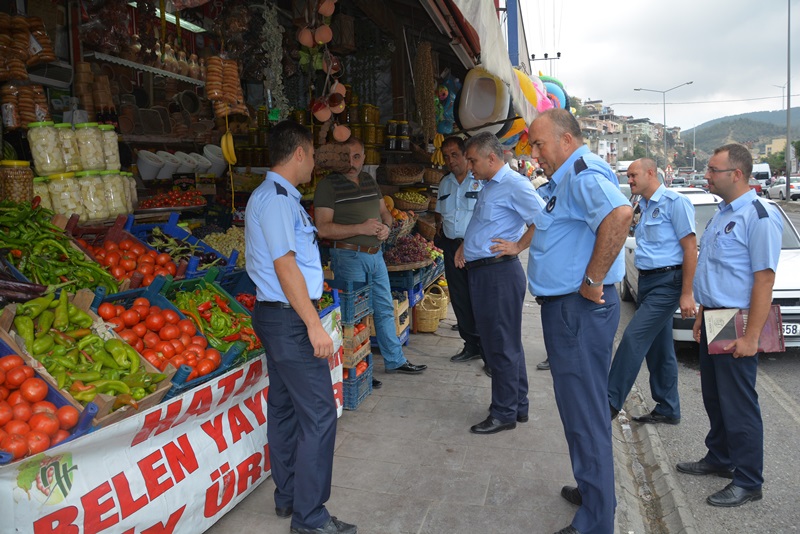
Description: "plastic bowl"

(204, 144), (227, 177)
(173, 151), (198, 173)
(156, 151), (181, 179)
(137, 150), (164, 181)
(189, 152), (212, 174)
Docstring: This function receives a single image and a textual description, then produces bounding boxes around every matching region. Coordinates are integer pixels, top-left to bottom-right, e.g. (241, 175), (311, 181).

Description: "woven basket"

(426, 284), (449, 320)
(416, 295), (443, 332)
(385, 214), (416, 247)
(416, 217), (436, 241)
(423, 168), (445, 185)
(385, 165), (424, 185)
(428, 196), (437, 211)
(392, 194), (428, 211)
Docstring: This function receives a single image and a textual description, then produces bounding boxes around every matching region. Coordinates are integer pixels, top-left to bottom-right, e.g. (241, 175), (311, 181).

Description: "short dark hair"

(465, 131), (503, 159)
(344, 136), (365, 150)
(540, 108), (583, 142)
(442, 136), (465, 153)
(269, 121), (313, 166)
(714, 143), (752, 177)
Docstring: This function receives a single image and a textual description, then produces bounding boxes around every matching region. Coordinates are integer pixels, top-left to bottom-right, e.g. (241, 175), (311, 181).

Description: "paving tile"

(428, 416), (570, 454)
(387, 466), (491, 505)
(337, 409), (440, 440)
(419, 501), (573, 534)
(332, 455), (403, 493)
(461, 444), (573, 481)
(325, 486), (432, 534)
(485, 473), (577, 513)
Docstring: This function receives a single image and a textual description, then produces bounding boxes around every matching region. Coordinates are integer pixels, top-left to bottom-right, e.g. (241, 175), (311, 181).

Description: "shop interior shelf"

(84, 52), (205, 86)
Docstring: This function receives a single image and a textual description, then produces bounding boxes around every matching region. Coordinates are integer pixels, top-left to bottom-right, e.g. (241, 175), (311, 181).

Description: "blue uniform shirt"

(244, 171), (323, 303)
(528, 145), (629, 296)
(634, 185), (696, 270)
(435, 170), (483, 239)
(463, 163), (544, 261)
(694, 190), (782, 309)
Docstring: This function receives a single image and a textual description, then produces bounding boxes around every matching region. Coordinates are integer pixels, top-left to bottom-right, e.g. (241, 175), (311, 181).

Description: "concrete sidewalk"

(207, 255), (648, 534)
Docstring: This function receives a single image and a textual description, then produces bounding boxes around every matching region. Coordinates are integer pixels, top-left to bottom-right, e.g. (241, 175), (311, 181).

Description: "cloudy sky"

(520, 0), (799, 131)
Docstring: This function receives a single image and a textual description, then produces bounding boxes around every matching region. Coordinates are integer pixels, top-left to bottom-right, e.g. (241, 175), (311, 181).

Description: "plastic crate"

(388, 268), (423, 290)
(160, 343), (246, 402)
(343, 353), (372, 410)
(124, 213), (238, 279)
(0, 338), (97, 465)
(407, 283), (424, 307)
(325, 278), (371, 325)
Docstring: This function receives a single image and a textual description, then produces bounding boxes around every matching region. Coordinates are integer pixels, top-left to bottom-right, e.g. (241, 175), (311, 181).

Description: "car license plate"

(782, 323), (800, 337)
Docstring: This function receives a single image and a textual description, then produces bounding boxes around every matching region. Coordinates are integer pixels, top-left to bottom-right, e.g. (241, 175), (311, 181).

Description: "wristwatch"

(584, 274), (603, 288)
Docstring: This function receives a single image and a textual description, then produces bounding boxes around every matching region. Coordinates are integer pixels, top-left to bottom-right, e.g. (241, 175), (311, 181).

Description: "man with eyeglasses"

(608, 158), (696, 425)
(675, 144), (782, 508)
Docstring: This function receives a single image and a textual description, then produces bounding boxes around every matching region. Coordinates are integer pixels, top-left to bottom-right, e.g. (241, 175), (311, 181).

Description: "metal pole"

(692, 125), (696, 171)
(663, 92), (667, 170)
(786, 0), (792, 200)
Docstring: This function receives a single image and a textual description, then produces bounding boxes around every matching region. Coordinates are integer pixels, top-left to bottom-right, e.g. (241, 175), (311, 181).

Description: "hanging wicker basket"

(416, 294), (443, 332)
(426, 284), (449, 320)
(423, 168), (445, 185)
(391, 194), (428, 211)
(415, 217), (436, 241)
(385, 164), (424, 185)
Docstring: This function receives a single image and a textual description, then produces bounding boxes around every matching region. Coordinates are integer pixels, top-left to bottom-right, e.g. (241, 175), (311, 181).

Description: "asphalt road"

(617, 269), (800, 532)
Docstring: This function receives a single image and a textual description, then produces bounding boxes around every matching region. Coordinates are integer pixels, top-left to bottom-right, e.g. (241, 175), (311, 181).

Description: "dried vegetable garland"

(413, 41), (437, 142)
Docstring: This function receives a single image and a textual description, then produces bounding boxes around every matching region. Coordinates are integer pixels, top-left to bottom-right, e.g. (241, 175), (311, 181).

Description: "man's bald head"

(628, 158), (660, 199)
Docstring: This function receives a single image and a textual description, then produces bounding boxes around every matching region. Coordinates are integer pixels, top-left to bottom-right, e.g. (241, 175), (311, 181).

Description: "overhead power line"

(613, 94), (800, 106)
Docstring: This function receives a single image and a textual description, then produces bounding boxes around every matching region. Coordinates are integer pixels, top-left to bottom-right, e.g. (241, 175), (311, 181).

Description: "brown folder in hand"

(705, 305), (785, 354)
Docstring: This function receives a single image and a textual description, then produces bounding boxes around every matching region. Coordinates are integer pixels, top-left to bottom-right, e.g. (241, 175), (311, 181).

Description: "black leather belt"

(333, 241), (380, 254)
(256, 299), (319, 309)
(465, 255), (517, 270)
(535, 293), (577, 305)
(639, 265), (682, 277)
(441, 235), (464, 244)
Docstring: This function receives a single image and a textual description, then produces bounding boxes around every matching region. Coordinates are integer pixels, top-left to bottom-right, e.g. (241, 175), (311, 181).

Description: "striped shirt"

(314, 171), (383, 247)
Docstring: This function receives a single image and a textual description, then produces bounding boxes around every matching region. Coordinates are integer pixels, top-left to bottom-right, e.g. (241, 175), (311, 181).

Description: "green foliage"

(632, 145), (647, 159)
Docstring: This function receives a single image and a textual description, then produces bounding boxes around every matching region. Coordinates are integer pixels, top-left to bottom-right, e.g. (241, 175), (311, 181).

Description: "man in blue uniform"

(245, 121), (356, 534)
(434, 136), (487, 373)
(608, 158), (697, 424)
(676, 144), (782, 508)
(527, 109), (633, 534)
(453, 132), (544, 435)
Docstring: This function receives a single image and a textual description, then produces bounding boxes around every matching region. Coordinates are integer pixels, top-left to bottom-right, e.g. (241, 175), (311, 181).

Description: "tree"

(621, 151), (635, 160)
(632, 145), (647, 159)
(762, 150), (786, 172)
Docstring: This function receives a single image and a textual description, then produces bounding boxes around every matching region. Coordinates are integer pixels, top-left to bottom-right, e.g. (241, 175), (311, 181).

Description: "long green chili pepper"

(91, 380), (131, 395)
(67, 304), (93, 329)
(53, 290), (69, 331)
(18, 293), (55, 319)
(35, 310), (55, 338)
(13, 315), (35, 352)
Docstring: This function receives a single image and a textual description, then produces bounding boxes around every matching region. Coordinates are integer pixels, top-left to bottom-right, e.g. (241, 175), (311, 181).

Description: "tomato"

(168, 355), (187, 369)
(0, 355), (24, 372)
(103, 241), (119, 252)
(155, 341), (176, 359)
(138, 254), (155, 265)
(51, 429), (70, 446)
(155, 252), (171, 266)
(0, 386), (8, 401)
(136, 263), (155, 276)
(114, 304), (126, 317)
(132, 322), (148, 338)
(0, 369), (4, 386)
(55, 406), (80, 430)
(5, 419), (30, 435)
(119, 329), (139, 346)
(134, 338), (145, 353)
(159, 324), (180, 341)
(120, 309), (140, 327)
(7, 390), (25, 405)
(107, 317), (125, 332)
(163, 310), (180, 325)
(144, 353), (164, 370)
(25, 430), (50, 455)
(0, 401), (12, 426)
(110, 266), (127, 280)
(104, 251), (121, 268)
(142, 274), (156, 287)
(20, 378), (48, 403)
(149, 306), (162, 316)
(143, 331), (161, 349)
(184, 343), (205, 356)
(133, 297), (151, 308)
(190, 336), (208, 349)
(0, 433), (28, 460)
(12, 402), (32, 422)
(29, 412), (60, 437)
(170, 339), (186, 354)
(0, 428), (6, 442)
(130, 243), (146, 257)
(177, 319), (197, 337)
(145, 313), (166, 332)
(204, 348), (222, 366)
(31, 401), (57, 414)
(196, 358), (217, 376)
(179, 333), (192, 347)
(185, 369), (199, 382)
(132, 305), (150, 319)
(97, 303), (117, 320)
(5, 366), (31, 388)
(118, 238), (133, 251)
(166, 262), (177, 276)
(120, 258), (137, 272)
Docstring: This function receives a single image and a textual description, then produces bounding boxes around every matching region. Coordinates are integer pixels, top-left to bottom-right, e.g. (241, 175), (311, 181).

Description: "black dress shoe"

(451, 323), (459, 330)
(707, 482), (762, 507)
(536, 359), (550, 371)
(290, 516), (357, 534)
(450, 347), (482, 362)
(385, 362), (427, 374)
(560, 485), (582, 505)
(553, 526), (580, 534)
(483, 365), (492, 377)
(632, 410), (680, 425)
(470, 416), (516, 434)
(276, 506), (293, 518)
(676, 460), (735, 478)
(371, 378), (382, 389)
(516, 414), (529, 423)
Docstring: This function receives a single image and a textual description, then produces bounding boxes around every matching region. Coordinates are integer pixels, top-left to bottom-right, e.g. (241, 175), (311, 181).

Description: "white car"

(620, 192), (800, 350)
(765, 176), (800, 201)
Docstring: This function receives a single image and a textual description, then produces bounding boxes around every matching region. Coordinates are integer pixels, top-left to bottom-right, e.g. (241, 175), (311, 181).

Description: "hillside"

(684, 107), (800, 153)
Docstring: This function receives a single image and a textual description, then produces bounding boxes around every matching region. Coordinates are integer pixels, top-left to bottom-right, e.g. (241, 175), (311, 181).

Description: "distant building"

(765, 138), (787, 156)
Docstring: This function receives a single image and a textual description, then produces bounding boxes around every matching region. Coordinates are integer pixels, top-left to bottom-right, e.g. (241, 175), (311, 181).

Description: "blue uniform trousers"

(542, 287), (619, 534)
(253, 306), (337, 530)
(331, 248), (406, 369)
(468, 258), (528, 422)
(436, 235), (482, 357)
(699, 322), (763, 490)
(608, 269), (682, 418)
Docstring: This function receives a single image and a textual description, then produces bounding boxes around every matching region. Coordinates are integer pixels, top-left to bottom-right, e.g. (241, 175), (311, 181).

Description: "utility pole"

(786, 0), (793, 202)
(692, 126), (696, 172)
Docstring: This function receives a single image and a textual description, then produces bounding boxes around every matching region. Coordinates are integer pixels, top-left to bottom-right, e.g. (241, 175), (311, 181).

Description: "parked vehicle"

(765, 176), (800, 200)
(688, 178), (709, 191)
(669, 176), (687, 187)
(748, 178), (763, 196)
(752, 163), (771, 187)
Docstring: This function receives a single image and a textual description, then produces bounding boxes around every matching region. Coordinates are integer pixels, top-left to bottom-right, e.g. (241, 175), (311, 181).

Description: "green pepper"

(53, 290), (69, 331)
(67, 371), (102, 382)
(104, 339), (131, 369)
(50, 330), (76, 348)
(83, 347), (120, 370)
(131, 387), (147, 401)
(125, 345), (140, 374)
(13, 315), (35, 353)
(63, 328), (92, 339)
(90, 379), (131, 395)
(54, 369), (67, 390)
(77, 334), (104, 352)
(35, 310), (55, 338)
(122, 371), (153, 388)
(72, 389), (97, 403)
(67, 303), (93, 329)
(31, 334), (55, 356)
(112, 393), (139, 411)
(51, 345), (68, 359)
(50, 355), (79, 371)
(18, 293), (55, 320)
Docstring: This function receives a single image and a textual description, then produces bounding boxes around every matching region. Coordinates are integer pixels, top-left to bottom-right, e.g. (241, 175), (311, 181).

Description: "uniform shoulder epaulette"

(574, 157), (588, 174)
(752, 199), (768, 219)
(275, 182), (288, 196)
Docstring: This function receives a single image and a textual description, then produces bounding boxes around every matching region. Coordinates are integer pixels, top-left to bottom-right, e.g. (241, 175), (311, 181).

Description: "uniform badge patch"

(652, 207), (660, 218)
(724, 221), (736, 233)
(546, 196), (557, 212)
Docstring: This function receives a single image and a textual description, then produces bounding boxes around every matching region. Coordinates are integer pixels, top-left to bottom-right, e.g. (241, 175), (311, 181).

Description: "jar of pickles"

(363, 123), (376, 145)
(55, 123), (82, 172)
(386, 120), (398, 136)
(359, 105), (370, 124)
(397, 121), (410, 137)
(100, 170), (128, 217)
(74, 122), (105, 171)
(47, 172), (84, 218)
(350, 123), (363, 141)
(32, 176), (52, 210)
(385, 135), (397, 151)
(27, 122), (65, 176)
(375, 126), (385, 146)
(76, 170), (109, 221)
(0, 160), (34, 202)
(398, 135), (411, 151)
(123, 172), (138, 211)
(98, 124), (121, 171)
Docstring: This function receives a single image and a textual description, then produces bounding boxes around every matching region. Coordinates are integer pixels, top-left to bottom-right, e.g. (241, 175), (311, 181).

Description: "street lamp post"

(634, 81), (694, 170)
